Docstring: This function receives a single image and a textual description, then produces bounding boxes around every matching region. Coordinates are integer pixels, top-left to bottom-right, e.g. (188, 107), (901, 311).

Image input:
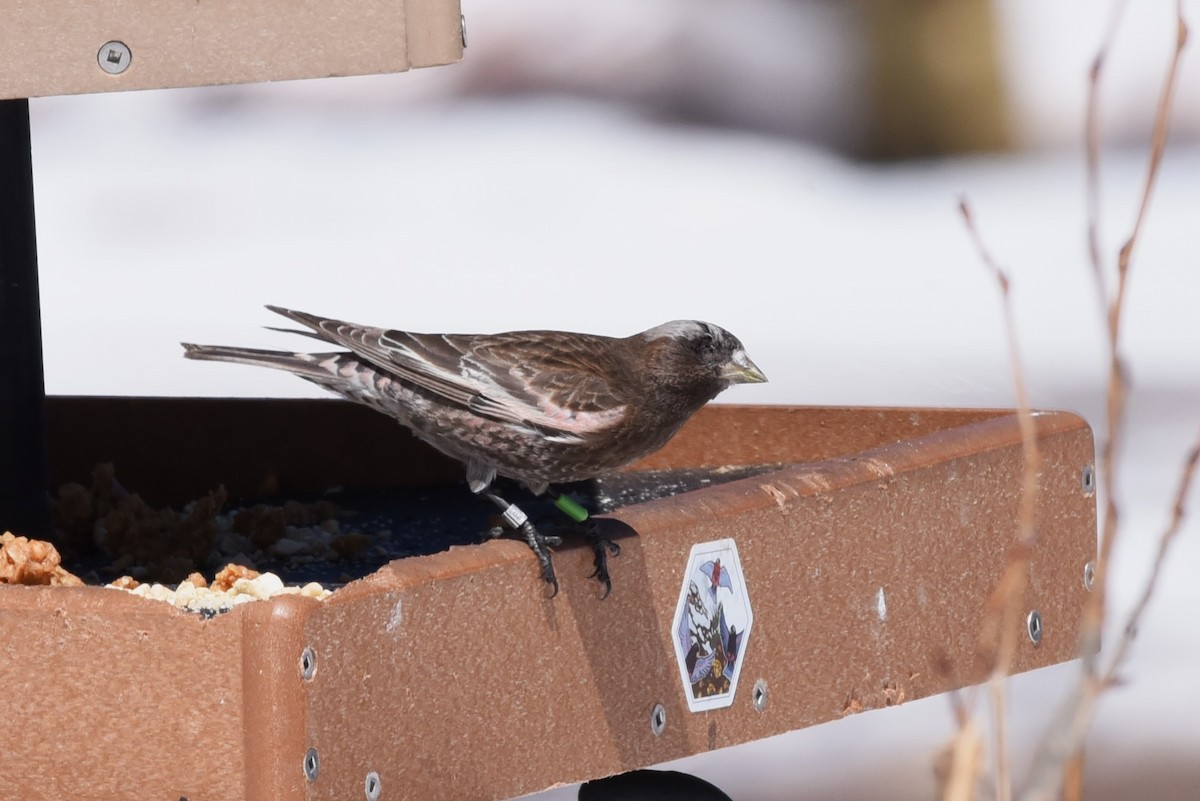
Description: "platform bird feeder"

(0, 4), (1095, 801)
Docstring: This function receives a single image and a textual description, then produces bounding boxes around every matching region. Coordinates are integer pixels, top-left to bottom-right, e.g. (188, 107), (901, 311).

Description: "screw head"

(364, 770), (382, 801)
(1026, 609), (1044, 645)
(1083, 561), (1096, 591)
(752, 678), (768, 712)
(300, 646), (317, 681)
(1081, 464), (1096, 495)
(304, 747), (320, 782)
(98, 41), (132, 75)
(650, 703), (666, 736)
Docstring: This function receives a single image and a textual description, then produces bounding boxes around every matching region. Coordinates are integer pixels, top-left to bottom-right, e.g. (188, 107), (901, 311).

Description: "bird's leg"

(483, 491), (561, 596)
(551, 492), (621, 598)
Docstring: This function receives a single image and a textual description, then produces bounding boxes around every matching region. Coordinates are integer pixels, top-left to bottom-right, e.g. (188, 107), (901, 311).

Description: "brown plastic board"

(1, 400), (1097, 801)
(0, 0), (463, 101)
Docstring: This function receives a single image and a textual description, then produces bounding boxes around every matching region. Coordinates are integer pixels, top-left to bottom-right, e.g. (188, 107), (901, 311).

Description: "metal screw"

(1026, 610), (1044, 646)
(460, 15), (468, 48)
(752, 678), (768, 712)
(98, 41), (132, 75)
(300, 646), (317, 681)
(1083, 561), (1096, 591)
(1081, 464), (1096, 495)
(304, 748), (320, 782)
(650, 703), (666, 736)
(364, 770), (382, 801)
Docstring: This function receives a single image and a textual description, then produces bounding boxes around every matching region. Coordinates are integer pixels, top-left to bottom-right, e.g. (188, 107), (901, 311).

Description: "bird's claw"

(583, 524), (620, 599)
(483, 494), (562, 594)
(518, 520), (560, 597)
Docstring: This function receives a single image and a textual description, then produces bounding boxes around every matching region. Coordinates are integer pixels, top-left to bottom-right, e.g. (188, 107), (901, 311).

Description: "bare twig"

(1020, 682), (1091, 801)
(1085, 0), (1130, 307)
(1084, 7), (1135, 668)
(956, 198), (1045, 801)
(942, 721), (985, 801)
(1020, 428), (1199, 801)
(1101, 429), (1200, 685)
(941, 683), (990, 801)
(988, 682), (1011, 801)
(1112, 5), (1188, 341)
(940, 6), (1187, 801)
(1082, 0), (1189, 680)
(957, 202), (1044, 655)
(1018, 4), (1190, 801)
(1061, 750), (1085, 801)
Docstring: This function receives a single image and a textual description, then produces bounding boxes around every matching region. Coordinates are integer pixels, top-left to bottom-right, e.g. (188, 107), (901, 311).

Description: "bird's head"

(640, 320), (767, 394)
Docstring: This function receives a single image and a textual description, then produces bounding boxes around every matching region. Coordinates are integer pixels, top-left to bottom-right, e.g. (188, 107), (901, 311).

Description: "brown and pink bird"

(183, 307), (766, 595)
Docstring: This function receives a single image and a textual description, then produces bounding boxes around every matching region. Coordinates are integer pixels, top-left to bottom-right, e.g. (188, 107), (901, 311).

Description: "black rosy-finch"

(183, 307), (767, 595)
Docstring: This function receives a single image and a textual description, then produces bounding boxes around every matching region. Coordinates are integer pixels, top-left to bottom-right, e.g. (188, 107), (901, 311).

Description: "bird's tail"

(181, 343), (338, 381)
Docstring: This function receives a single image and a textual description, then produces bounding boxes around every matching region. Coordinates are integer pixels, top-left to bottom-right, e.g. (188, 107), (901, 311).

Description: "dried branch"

(1101, 428), (1200, 685)
(1082, 0), (1189, 680)
(940, 6), (1187, 801)
(1112, 5), (1189, 340)
(1084, 6), (1135, 667)
(1018, 4), (1190, 801)
(1020, 429), (1199, 801)
(1085, 0), (1129, 308)
(958, 201), (1044, 675)
(955, 198), (1045, 801)
(941, 720), (985, 801)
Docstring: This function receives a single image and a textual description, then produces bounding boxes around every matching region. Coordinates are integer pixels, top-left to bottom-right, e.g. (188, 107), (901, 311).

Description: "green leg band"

(554, 493), (590, 523)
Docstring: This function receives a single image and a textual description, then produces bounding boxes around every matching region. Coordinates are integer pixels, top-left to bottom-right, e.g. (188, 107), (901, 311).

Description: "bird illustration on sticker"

(678, 576), (741, 695)
(700, 558), (733, 600)
(183, 307), (767, 596)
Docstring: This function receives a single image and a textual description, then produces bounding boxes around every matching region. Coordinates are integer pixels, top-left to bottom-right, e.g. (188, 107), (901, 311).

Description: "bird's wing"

(266, 306), (629, 436)
(454, 330), (633, 433)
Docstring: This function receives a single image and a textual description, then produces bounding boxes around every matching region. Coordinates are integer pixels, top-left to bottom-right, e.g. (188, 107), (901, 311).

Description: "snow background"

(25, 0), (1199, 797)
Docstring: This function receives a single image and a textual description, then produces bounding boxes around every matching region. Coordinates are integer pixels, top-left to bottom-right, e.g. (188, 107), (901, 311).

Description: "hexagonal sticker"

(672, 538), (754, 712)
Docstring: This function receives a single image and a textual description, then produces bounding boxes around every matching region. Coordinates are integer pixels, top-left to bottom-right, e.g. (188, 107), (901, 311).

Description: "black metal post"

(0, 98), (50, 536)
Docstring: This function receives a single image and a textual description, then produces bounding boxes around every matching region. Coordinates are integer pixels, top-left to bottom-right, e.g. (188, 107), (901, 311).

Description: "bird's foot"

(517, 519), (561, 597)
(582, 521), (621, 599)
(482, 492), (561, 595)
(545, 492), (621, 597)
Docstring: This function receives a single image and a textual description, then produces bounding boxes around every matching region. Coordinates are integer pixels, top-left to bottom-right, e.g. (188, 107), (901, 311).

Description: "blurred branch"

(1020, 4), (1190, 801)
(1082, 0), (1189, 682)
(1020, 429), (1199, 801)
(1102, 429), (1200, 686)
(1084, 0), (1128, 307)
(954, 198), (1044, 801)
(944, 6), (1189, 801)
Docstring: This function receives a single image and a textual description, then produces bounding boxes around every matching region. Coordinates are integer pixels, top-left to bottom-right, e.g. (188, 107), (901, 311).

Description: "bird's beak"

(722, 349), (768, 384)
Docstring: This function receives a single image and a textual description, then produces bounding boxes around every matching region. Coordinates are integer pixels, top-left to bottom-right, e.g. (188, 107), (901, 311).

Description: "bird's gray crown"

(643, 320), (727, 342)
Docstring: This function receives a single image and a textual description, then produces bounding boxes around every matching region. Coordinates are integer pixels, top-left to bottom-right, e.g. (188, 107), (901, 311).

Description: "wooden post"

(0, 98), (48, 536)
